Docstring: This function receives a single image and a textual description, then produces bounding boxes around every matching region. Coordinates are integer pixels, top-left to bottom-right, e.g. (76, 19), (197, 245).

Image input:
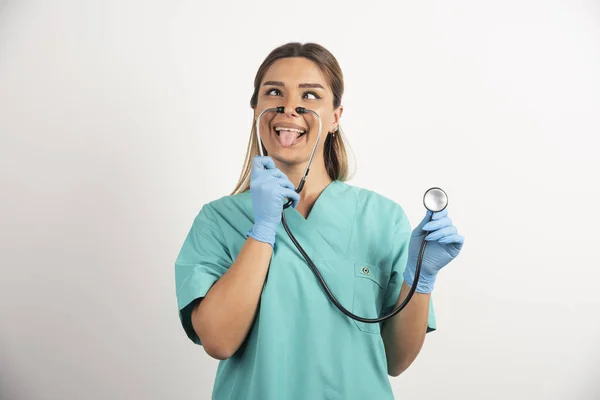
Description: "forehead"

(262, 57), (328, 87)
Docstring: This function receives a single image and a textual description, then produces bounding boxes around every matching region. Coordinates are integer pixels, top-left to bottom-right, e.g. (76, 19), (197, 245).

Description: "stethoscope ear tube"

(255, 106), (321, 209)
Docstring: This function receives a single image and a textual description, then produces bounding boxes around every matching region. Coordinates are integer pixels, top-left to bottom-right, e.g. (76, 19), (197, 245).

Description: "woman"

(175, 42), (465, 400)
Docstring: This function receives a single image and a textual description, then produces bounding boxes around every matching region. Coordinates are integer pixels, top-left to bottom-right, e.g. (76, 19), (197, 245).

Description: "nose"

(282, 97), (300, 117)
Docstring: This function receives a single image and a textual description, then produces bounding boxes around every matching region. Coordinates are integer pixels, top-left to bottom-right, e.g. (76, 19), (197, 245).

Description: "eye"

(264, 88), (321, 100)
(265, 88), (282, 96)
(304, 91), (321, 100)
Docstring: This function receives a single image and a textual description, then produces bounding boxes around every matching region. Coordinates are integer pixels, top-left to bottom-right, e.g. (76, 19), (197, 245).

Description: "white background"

(1, 1), (599, 399)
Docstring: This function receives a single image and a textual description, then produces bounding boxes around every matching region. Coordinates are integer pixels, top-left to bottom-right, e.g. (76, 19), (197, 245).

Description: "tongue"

(279, 131), (299, 147)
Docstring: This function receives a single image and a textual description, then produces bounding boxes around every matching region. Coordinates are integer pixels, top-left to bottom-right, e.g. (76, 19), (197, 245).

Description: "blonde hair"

(231, 42), (354, 195)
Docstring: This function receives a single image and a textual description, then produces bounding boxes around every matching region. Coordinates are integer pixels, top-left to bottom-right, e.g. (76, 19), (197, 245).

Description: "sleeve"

(174, 204), (232, 345)
(381, 206), (437, 333)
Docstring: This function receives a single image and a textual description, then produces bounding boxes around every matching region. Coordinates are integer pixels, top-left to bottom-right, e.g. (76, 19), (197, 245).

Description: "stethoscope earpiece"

(274, 106), (306, 114)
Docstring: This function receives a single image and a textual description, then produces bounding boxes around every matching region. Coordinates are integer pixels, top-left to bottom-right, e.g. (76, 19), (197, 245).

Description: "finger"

(438, 234), (464, 245)
(269, 168), (285, 179)
(275, 177), (296, 192)
(425, 225), (458, 241)
(431, 208), (448, 220)
(271, 170), (298, 190)
(423, 216), (453, 232)
(252, 156), (276, 171)
(281, 188), (301, 207)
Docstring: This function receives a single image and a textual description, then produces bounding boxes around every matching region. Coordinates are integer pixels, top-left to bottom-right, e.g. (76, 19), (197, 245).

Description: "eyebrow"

(263, 80), (325, 89)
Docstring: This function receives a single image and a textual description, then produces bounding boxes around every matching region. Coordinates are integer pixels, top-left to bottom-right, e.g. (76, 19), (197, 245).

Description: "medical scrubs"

(175, 180), (436, 400)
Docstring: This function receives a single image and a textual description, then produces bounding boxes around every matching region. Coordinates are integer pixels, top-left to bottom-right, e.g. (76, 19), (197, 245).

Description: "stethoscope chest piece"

(423, 187), (448, 213)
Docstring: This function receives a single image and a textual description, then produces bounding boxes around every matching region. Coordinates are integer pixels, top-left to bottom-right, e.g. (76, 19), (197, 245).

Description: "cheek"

(308, 112), (332, 133)
(254, 98), (277, 116)
(258, 96), (281, 107)
(254, 109), (276, 126)
(308, 125), (330, 150)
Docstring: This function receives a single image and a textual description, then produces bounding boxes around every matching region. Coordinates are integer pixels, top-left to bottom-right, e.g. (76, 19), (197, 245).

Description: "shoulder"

(207, 189), (251, 210)
(337, 180), (410, 230)
(195, 190), (252, 223)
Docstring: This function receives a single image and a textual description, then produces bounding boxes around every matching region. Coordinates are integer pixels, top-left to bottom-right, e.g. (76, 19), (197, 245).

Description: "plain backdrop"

(1, 1), (599, 399)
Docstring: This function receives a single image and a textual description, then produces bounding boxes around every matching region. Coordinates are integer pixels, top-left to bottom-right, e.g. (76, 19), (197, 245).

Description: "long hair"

(231, 42), (354, 195)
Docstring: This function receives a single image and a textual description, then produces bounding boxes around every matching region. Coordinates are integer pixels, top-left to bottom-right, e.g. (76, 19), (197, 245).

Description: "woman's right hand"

(247, 156), (300, 247)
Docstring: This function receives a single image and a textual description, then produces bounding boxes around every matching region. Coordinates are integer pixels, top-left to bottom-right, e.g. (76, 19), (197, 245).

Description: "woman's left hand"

(402, 208), (465, 293)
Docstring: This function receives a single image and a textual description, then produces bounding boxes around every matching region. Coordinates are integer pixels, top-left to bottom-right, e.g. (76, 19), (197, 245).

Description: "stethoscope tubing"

(255, 106), (425, 323)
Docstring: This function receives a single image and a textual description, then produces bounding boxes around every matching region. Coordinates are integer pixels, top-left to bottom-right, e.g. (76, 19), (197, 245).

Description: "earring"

(331, 126), (339, 138)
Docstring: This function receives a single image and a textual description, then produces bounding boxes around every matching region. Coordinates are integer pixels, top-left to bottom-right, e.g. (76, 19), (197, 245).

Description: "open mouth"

(273, 126), (307, 148)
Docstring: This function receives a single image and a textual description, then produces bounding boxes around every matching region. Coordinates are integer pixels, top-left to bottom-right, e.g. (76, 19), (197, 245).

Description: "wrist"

(246, 219), (277, 247)
(403, 265), (437, 293)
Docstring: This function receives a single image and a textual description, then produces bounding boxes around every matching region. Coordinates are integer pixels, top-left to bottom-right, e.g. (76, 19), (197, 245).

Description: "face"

(254, 57), (343, 167)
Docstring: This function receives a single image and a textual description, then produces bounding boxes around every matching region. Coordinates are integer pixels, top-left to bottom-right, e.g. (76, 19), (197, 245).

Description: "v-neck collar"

(286, 180), (340, 223)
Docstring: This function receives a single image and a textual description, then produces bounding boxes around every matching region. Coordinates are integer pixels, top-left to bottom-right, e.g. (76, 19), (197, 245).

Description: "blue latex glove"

(403, 208), (465, 293)
(246, 156), (300, 247)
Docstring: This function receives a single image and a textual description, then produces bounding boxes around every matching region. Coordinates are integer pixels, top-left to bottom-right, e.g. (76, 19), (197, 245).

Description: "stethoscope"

(255, 106), (449, 324)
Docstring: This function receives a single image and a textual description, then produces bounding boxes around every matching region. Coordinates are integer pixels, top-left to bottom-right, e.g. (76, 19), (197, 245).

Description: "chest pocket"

(308, 258), (389, 335)
(352, 261), (388, 334)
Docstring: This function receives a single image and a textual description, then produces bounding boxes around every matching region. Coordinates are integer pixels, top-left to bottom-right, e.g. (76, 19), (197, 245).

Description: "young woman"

(175, 42), (465, 400)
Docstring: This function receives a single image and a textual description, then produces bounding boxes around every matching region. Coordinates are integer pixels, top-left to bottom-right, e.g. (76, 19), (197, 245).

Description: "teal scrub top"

(175, 180), (436, 400)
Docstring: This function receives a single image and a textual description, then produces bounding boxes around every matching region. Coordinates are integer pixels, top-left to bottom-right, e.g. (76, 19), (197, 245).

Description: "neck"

(278, 158), (332, 203)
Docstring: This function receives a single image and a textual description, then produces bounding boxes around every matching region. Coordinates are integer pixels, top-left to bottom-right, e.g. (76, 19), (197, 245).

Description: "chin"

(269, 150), (306, 166)
(265, 139), (308, 164)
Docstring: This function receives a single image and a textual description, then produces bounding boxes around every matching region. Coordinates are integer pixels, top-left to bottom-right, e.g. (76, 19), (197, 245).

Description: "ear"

(332, 105), (343, 130)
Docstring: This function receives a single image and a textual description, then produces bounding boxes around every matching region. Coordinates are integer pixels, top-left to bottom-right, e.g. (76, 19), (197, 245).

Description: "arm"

(382, 207), (465, 376)
(191, 236), (273, 360)
(381, 281), (431, 376)
(189, 156), (300, 360)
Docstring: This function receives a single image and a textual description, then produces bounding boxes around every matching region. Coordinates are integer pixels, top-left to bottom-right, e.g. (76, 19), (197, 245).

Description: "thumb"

(252, 156), (276, 173)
